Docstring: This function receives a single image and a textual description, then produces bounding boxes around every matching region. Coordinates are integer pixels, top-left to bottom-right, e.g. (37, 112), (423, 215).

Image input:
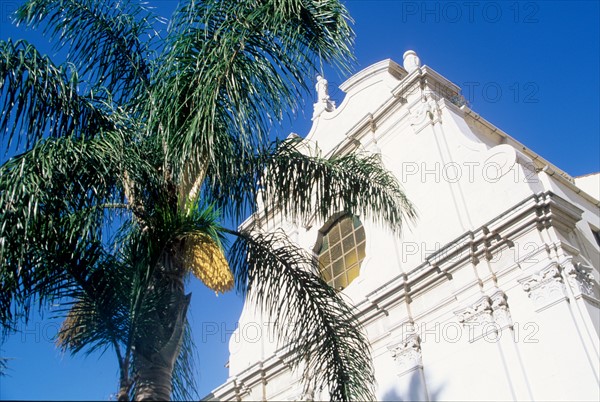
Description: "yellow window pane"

(321, 267), (332, 282)
(319, 251), (331, 267)
(329, 226), (341, 244)
(357, 242), (366, 261)
(357, 247), (366, 262)
(339, 217), (353, 236)
(347, 265), (360, 283)
(332, 258), (345, 276)
(330, 243), (342, 260)
(342, 234), (355, 253)
(344, 250), (358, 267)
(333, 275), (348, 291)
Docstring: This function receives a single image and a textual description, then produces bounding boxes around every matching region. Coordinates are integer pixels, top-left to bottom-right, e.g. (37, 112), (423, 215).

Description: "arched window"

(316, 214), (366, 290)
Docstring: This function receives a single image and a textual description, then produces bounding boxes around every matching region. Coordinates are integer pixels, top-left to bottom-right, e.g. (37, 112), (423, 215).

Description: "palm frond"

(14, 0), (160, 102)
(205, 137), (416, 231)
(150, 0), (354, 187)
(0, 356), (10, 377)
(0, 40), (114, 152)
(0, 133), (125, 328)
(260, 138), (416, 231)
(55, 256), (129, 356)
(229, 229), (375, 401)
(200, 131), (259, 222)
(171, 319), (199, 401)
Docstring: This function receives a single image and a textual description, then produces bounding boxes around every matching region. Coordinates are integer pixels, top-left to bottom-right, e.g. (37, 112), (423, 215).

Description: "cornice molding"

(360, 191), (582, 319)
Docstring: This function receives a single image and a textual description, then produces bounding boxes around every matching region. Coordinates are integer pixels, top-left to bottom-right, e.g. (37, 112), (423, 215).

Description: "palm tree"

(0, 0), (415, 400)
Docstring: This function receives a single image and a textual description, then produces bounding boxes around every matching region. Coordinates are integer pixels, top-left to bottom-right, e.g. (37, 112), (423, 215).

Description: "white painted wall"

(208, 54), (600, 402)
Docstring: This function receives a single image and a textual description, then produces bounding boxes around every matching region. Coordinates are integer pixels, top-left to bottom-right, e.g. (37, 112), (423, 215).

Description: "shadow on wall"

(382, 370), (444, 402)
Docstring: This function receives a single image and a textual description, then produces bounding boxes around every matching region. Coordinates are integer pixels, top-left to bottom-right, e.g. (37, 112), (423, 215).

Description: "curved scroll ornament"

(482, 144), (518, 181)
(410, 94), (441, 133)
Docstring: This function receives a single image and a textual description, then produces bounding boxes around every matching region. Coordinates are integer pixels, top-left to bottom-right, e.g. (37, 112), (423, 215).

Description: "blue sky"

(1, 0), (599, 400)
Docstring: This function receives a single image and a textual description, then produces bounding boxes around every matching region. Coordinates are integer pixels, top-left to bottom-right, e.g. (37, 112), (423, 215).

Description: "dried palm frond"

(56, 301), (89, 350)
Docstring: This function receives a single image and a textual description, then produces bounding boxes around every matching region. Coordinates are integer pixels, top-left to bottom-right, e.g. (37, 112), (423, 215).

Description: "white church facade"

(207, 51), (600, 401)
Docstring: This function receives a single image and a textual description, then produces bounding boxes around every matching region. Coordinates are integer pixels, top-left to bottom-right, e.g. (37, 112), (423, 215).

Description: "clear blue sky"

(1, 1), (598, 400)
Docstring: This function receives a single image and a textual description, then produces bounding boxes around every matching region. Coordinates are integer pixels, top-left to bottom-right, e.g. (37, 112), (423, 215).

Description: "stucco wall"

(208, 56), (600, 402)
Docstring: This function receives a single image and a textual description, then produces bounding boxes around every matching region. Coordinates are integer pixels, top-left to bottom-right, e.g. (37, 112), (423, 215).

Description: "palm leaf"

(260, 138), (416, 231)
(0, 40), (114, 152)
(150, 0), (354, 192)
(55, 257), (130, 356)
(229, 229), (376, 401)
(14, 0), (160, 102)
(0, 356), (10, 377)
(171, 319), (199, 401)
(199, 131), (260, 222)
(205, 137), (416, 230)
(0, 132), (126, 328)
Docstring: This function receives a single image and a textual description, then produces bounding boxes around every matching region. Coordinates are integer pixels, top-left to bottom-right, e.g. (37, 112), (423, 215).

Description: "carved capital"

(561, 258), (596, 298)
(518, 262), (568, 312)
(454, 295), (493, 325)
(387, 333), (422, 374)
(454, 290), (512, 342)
(490, 289), (513, 329)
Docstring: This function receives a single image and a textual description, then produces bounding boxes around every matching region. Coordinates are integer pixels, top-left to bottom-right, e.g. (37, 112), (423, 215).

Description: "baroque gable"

(209, 52), (600, 402)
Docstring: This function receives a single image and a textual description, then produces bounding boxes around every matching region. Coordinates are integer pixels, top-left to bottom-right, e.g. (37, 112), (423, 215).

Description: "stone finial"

(403, 50), (421, 74)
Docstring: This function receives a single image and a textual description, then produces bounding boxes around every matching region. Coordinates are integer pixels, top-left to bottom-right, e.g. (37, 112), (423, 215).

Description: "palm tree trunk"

(133, 292), (190, 401)
(133, 255), (191, 401)
(134, 363), (176, 401)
